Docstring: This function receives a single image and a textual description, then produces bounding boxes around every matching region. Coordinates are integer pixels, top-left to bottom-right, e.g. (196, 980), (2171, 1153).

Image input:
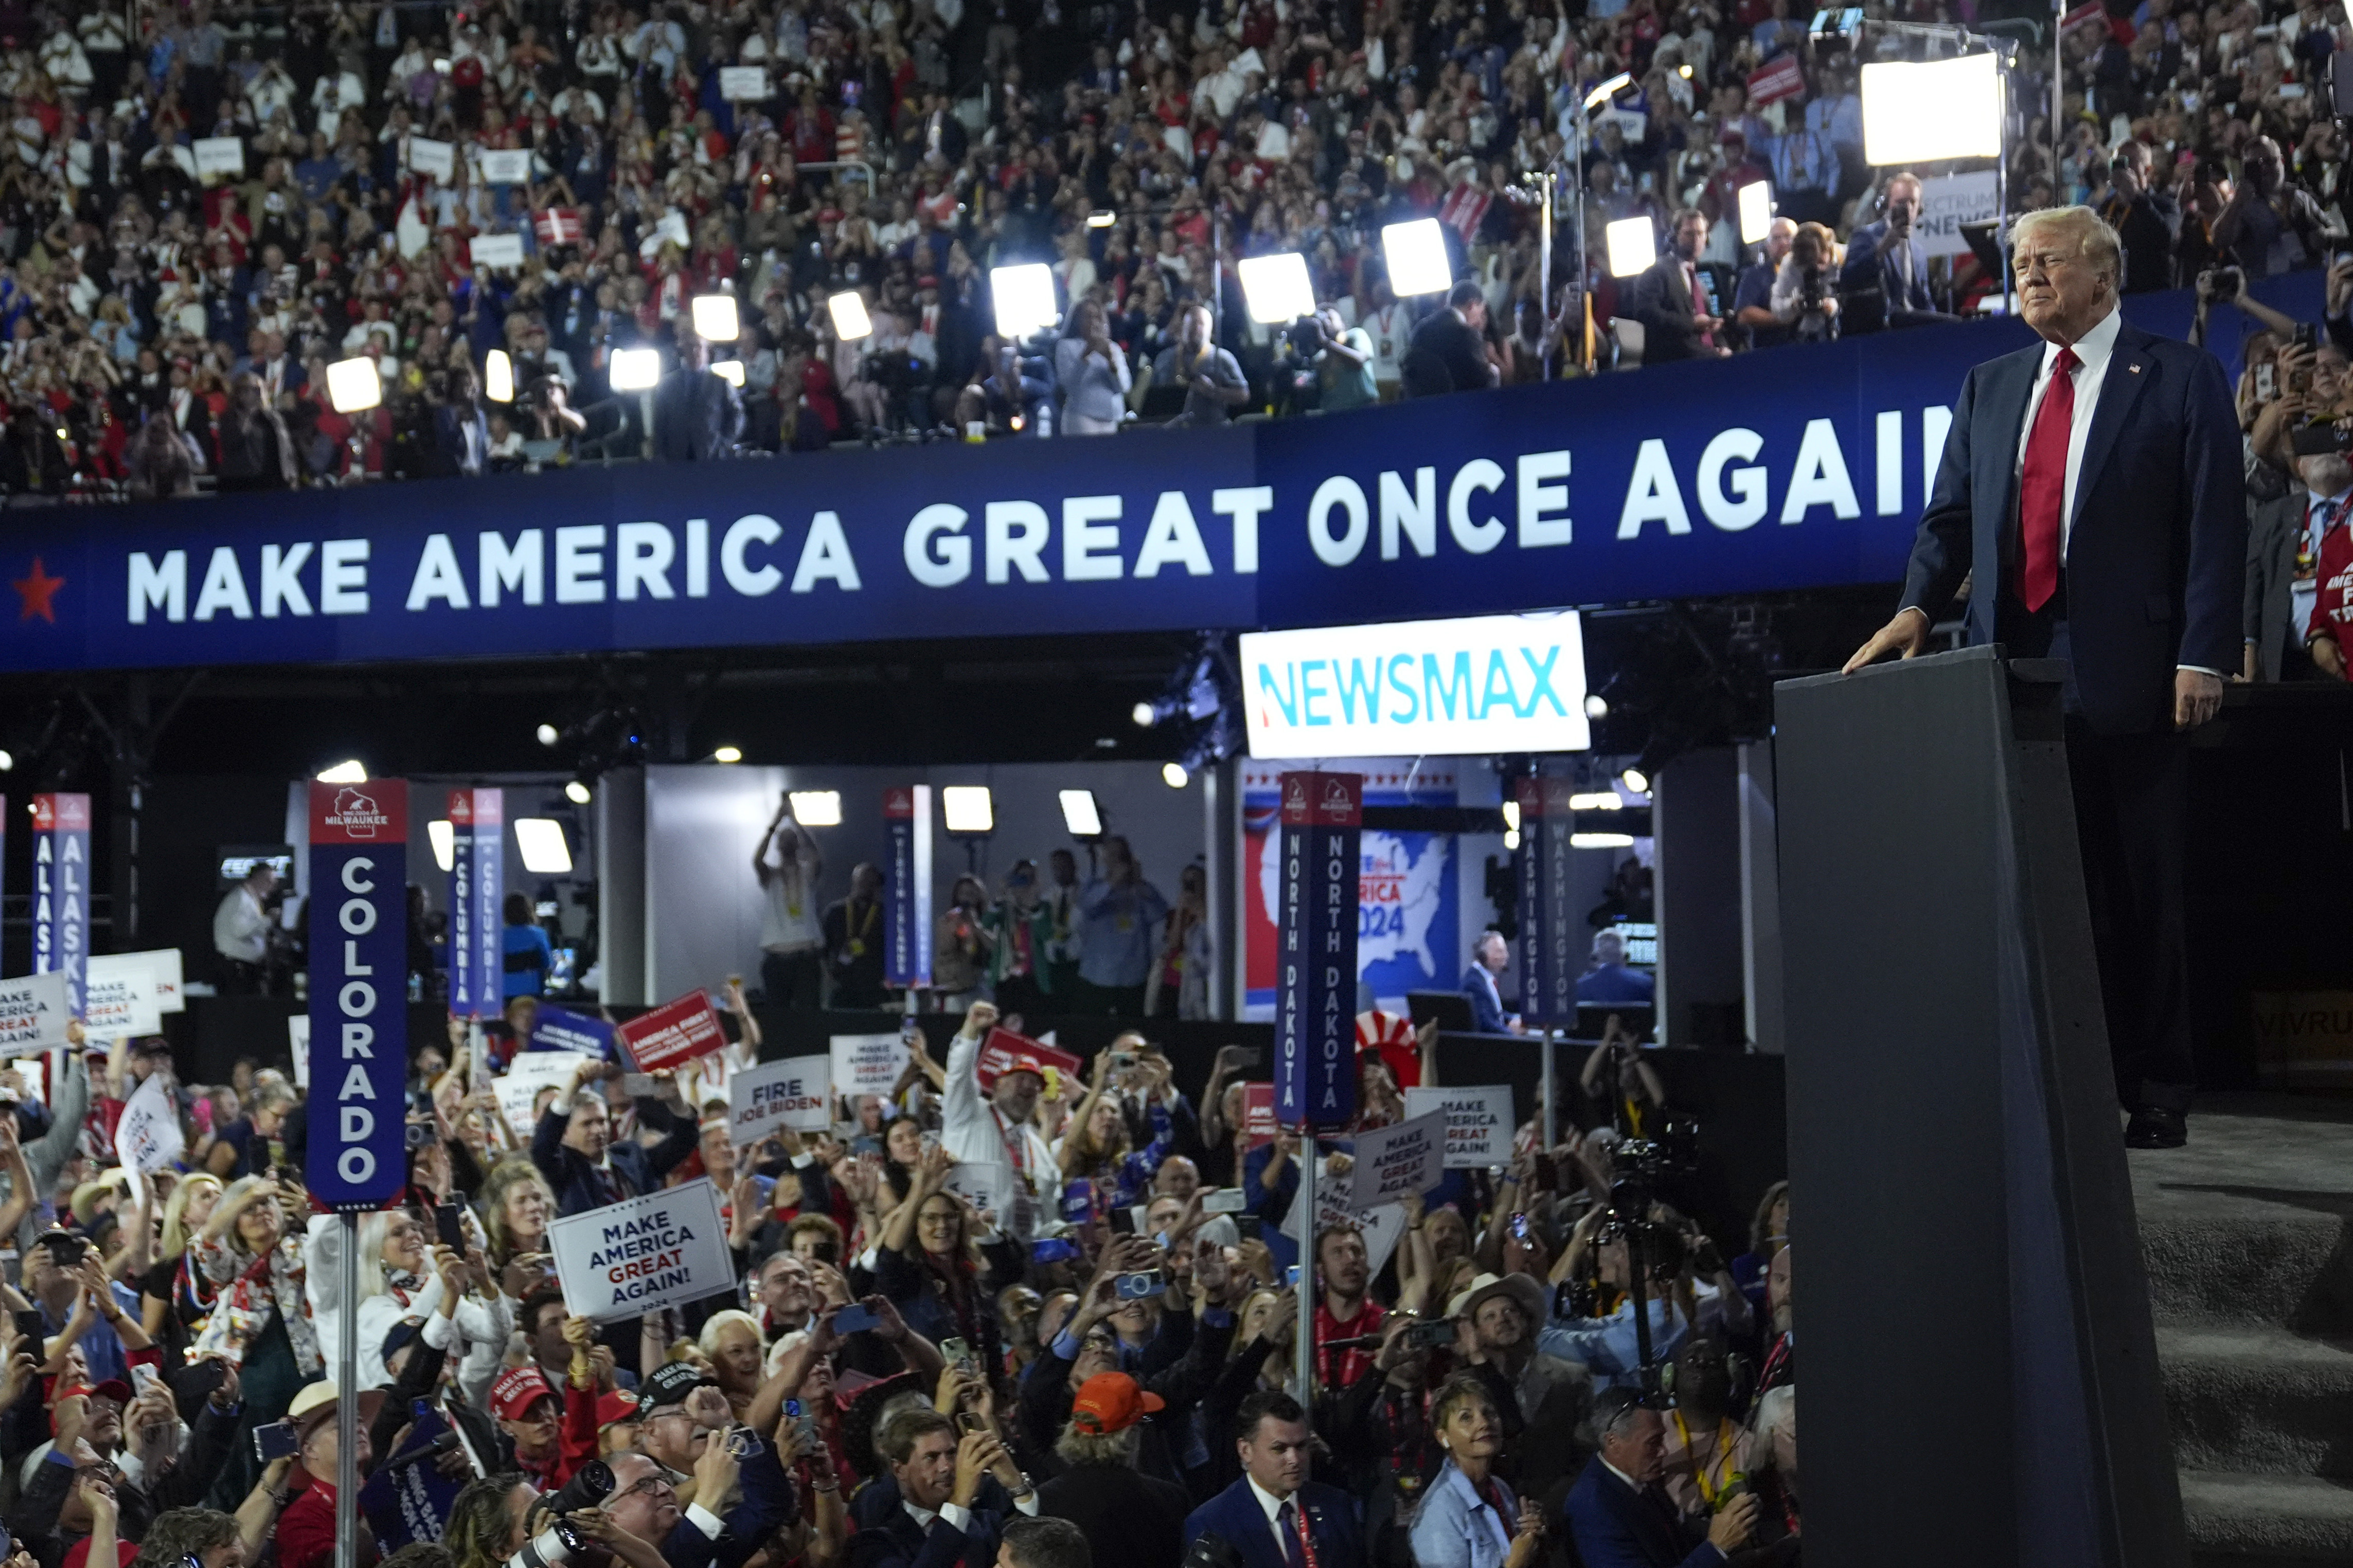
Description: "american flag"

(533, 207), (585, 247)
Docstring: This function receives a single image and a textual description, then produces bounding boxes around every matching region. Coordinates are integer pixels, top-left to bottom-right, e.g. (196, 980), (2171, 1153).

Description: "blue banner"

(443, 787), (503, 1019)
(1275, 771), (1361, 1131)
(531, 1003), (614, 1057)
(307, 779), (409, 1209)
(883, 786), (932, 989)
(1513, 774), (1578, 1027)
(31, 794), (90, 1017)
(358, 1406), (463, 1548)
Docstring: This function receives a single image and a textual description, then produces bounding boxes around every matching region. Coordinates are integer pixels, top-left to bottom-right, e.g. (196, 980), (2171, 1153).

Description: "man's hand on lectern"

(2174, 669), (2224, 730)
(1841, 606), (1929, 673)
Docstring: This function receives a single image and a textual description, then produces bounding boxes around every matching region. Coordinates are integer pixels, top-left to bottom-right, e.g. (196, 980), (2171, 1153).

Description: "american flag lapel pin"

(2129, 362), (2142, 373)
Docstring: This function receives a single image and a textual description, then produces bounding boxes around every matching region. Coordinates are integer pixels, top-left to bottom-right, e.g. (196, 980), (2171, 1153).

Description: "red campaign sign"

(616, 990), (728, 1072)
(1241, 1083), (1278, 1149)
(975, 1026), (1083, 1092)
(2060, 1), (2106, 29)
(312, 781), (406, 844)
(533, 207), (585, 247)
(32, 794), (90, 832)
(1746, 56), (1805, 107)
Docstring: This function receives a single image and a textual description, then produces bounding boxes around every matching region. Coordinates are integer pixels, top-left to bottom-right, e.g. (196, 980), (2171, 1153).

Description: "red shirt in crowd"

(2307, 514), (2353, 653)
(1312, 1296), (1386, 1390)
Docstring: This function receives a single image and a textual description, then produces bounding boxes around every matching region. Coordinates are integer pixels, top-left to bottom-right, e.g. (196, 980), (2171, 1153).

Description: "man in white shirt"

(940, 1002), (1053, 1242)
(754, 797), (826, 1008)
(211, 862), (277, 991)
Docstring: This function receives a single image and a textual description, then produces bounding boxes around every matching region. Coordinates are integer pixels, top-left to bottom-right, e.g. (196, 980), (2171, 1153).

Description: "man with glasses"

(610, 1367), (800, 1568)
(1845, 204), (2245, 1149)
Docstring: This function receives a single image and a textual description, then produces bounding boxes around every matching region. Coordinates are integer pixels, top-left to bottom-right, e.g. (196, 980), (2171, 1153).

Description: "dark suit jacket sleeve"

(2245, 499), (2284, 652)
(1564, 1478), (1723, 1568)
(2179, 346), (2251, 673)
(1838, 223), (1883, 295)
(636, 1095), (702, 1179)
(1626, 261), (1701, 359)
(1898, 365), (1983, 623)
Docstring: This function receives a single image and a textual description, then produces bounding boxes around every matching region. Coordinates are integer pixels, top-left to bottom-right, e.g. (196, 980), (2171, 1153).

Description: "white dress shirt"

(2012, 305), (2123, 558)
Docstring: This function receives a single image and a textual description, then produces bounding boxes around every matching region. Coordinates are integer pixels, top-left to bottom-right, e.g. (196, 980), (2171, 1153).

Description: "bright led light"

(788, 790), (842, 826)
(942, 786), (995, 834)
(325, 357), (381, 413)
(1584, 694), (1610, 719)
(1132, 700), (1158, 728)
(1087, 210), (1116, 228)
(1059, 789), (1103, 838)
(564, 780), (593, 805)
(1620, 768), (1650, 795)
(485, 348), (514, 402)
(536, 723), (561, 747)
(0, 749), (12, 771)
(990, 263), (1059, 340)
(712, 359), (744, 387)
(1381, 218), (1453, 297)
(1861, 53), (2003, 166)
(514, 818), (574, 874)
(1571, 832), (1636, 849)
(691, 293), (740, 343)
(1583, 71), (1634, 110)
(828, 292), (872, 340)
(713, 746), (743, 764)
(1738, 182), (1774, 246)
(315, 760), (367, 783)
(426, 819), (456, 873)
(1504, 828), (1521, 850)
(1606, 218), (1657, 278)
(1237, 251), (1316, 324)
(609, 347), (661, 391)
(1569, 792), (1624, 811)
(1162, 761), (1189, 789)
(1501, 800), (1521, 832)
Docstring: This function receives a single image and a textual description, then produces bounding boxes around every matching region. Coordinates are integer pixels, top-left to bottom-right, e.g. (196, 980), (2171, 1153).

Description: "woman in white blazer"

(1409, 1374), (1546, 1568)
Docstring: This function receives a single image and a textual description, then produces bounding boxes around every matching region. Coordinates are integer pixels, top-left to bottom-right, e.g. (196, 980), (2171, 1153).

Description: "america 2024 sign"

(0, 314), (2052, 674)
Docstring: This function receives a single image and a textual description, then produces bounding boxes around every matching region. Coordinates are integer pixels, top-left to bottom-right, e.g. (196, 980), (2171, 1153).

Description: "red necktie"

(2019, 345), (2080, 613)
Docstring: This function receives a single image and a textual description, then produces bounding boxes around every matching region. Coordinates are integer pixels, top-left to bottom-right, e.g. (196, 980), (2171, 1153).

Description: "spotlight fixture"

(1162, 761), (1189, 789)
(787, 790), (842, 826)
(564, 780), (593, 805)
(990, 263), (1059, 340)
(514, 818), (575, 875)
(1606, 217), (1658, 278)
(0, 749), (12, 771)
(942, 786), (995, 835)
(1583, 71), (1635, 110)
(1380, 218), (1453, 297)
(1086, 210), (1116, 228)
(1504, 828), (1521, 850)
(316, 760), (367, 784)
(1132, 700), (1160, 728)
(485, 348), (514, 403)
(713, 746), (743, 764)
(711, 359), (745, 387)
(1059, 789), (1104, 838)
(1501, 801), (1521, 832)
(325, 357), (381, 413)
(1236, 251), (1317, 325)
(691, 293), (741, 343)
(536, 723), (561, 747)
(828, 292), (873, 340)
(426, 820), (456, 873)
(1568, 792), (1623, 812)
(1571, 832), (1637, 849)
(1584, 694), (1611, 720)
(1620, 768), (1650, 795)
(609, 347), (661, 391)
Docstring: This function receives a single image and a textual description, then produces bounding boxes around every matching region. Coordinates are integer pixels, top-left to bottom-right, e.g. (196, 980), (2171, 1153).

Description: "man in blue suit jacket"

(1845, 204), (2245, 1148)
(1183, 1390), (1363, 1568)
(1839, 171), (1948, 326)
(1564, 1392), (1756, 1567)
(530, 1059), (700, 1215)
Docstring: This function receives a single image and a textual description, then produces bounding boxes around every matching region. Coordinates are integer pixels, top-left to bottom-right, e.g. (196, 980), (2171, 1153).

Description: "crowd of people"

(0, 974), (1794, 1568)
(0, 0), (2344, 497)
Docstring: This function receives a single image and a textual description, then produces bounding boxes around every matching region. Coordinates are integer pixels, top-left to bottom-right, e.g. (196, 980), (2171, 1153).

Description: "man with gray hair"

(1563, 1389), (1759, 1565)
(1844, 202), (2245, 1150)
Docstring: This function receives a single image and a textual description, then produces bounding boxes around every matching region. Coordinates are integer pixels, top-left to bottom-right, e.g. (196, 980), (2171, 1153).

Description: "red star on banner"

(12, 556), (64, 622)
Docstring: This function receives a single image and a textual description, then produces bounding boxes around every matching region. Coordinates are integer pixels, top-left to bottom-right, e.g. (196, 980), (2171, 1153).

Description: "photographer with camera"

(2213, 134), (2338, 282)
(1768, 222), (1841, 345)
(1275, 307), (1376, 417)
(2098, 139), (2181, 295)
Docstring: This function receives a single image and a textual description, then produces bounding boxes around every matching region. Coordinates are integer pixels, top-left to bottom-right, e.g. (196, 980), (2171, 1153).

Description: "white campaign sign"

(0, 974), (69, 1053)
(84, 952), (164, 1038)
(1239, 612), (1588, 759)
(497, 1051), (591, 1140)
(478, 149), (533, 185)
(549, 1177), (733, 1321)
(1350, 1110), (1446, 1210)
(146, 949), (186, 1014)
(830, 1032), (907, 1105)
(114, 1071), (185, 1172)
(1404, 1085), (1513, 1168)
(288, 1015), (310, 1089)
(719, 66), (770, 100)
(193, 137), (245, 177)
(470, 233), (526, 269)
(941, 1158), (1033, 1242)
(1915, 170), (2001, 260)
(728, 1055), (831, 1143)
(408, 137), (455, 181)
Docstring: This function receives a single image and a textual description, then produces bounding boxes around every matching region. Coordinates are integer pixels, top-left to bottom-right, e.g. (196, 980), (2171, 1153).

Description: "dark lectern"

(1775, 648), (2183, 1568)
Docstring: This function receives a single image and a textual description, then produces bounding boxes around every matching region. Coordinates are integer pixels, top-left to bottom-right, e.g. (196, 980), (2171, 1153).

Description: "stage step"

(2131, 1094), (2353, 1565)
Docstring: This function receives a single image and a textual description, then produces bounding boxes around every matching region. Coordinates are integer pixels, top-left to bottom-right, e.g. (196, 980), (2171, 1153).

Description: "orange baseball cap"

(1069, 1372), (1164, 1435)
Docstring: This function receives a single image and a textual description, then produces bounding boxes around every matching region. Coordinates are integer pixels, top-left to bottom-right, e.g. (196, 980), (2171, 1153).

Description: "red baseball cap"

(1068, 1372), (1164, 1435)
(596, 1391), (642, 1428)
(492, 1366), (560, 1422)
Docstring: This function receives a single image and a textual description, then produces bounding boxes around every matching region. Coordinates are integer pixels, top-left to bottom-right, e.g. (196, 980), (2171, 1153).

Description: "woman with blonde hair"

(479, 1157), (558, 1274)
(141, 1173), (224, 1356)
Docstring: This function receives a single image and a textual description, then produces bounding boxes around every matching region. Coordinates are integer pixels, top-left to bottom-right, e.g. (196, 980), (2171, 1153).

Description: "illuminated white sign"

(1239, 612), (1589, 759)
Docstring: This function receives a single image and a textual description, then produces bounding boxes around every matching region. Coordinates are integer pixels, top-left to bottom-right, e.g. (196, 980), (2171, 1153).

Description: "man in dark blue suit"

(846, 1409), (1040, 1568)
(530, 1059), (700, 1215)
(1839, 171), (1949, 327)
(1563, 1391), (1757, 1567)
(1182, 1390), (1363, 1568)
(1461, 931), (1520, 1035)
(1845, 204), (2246, 1148)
